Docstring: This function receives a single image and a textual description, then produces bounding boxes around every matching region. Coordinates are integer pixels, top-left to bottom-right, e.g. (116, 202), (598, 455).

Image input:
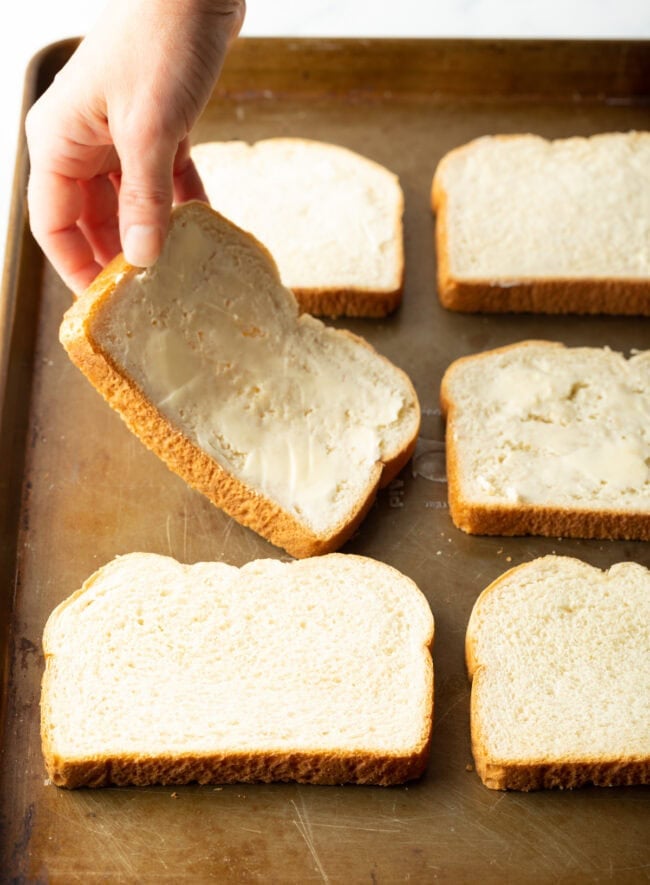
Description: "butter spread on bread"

(440, 340), (650, 540)
(60, 202), (420, 558)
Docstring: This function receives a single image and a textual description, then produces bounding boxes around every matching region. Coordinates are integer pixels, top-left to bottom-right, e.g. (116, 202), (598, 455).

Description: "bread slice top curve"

(431, 131), (650, 314)
(466, 555), (650, 790)
(440, 340), (650, 539)
(191, 137), (404, 317)
(41, 552), (434, 788)
(60, 202), (420, 558)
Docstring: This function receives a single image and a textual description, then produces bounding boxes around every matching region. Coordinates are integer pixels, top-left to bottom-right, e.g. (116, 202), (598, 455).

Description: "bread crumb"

(171, 792), (178, 799)
(213, 787), (223, 791)
(506, 556), (512, 562)
(465, 763), (474, 772)
(497, 548), (503, 555)
(436, 551), (442, 556)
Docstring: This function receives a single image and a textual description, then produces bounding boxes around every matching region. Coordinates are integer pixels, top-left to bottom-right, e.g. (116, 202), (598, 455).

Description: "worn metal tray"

(1, 37), (649, 883)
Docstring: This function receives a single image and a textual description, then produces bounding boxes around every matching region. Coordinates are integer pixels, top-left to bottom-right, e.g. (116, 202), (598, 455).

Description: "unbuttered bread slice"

(466, 555), (650, 790)
(432, 132), (650, 314)
(191, 138), (404, 317)
(41, 552), (434, 788)
(440, 340), (650, 541)
(60, 202), (420, 559)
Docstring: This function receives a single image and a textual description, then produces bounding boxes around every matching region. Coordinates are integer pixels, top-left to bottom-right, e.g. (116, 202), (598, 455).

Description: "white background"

(2, 0), (649, 280)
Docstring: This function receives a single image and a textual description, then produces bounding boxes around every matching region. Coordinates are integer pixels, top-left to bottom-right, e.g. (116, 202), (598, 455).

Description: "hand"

(26, 0), (245, 294)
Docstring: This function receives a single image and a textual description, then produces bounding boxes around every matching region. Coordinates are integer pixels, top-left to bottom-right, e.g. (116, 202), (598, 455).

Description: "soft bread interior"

(42, 553), (434, 763)
(467, 556), (650, 764)
(191, 138), (403, 294)
(434, 132), (650, 280)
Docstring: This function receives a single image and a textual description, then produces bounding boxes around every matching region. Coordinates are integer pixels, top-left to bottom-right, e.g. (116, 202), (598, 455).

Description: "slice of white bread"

(440, 341), (650, 540)
(466, 555), (650, 791)
(191, 138), (404, 317)
(431, 131), (650, 314)
(41, 552), (434, 788)
(60, 202), (420, 559)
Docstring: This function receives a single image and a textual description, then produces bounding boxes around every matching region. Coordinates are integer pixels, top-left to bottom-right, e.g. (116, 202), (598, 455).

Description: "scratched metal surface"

(1, 38), (649, 883)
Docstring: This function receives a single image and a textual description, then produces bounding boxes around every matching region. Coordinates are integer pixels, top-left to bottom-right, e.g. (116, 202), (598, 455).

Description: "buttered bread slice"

(440, 341), (650, 540)
(60, 202), (420, 557)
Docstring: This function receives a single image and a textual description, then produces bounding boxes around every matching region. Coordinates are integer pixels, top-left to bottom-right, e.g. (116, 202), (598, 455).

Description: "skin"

(25, 0), (245, 294)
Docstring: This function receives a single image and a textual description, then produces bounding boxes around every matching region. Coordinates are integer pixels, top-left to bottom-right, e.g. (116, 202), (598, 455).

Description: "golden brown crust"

(44, 741), (432, 789)
(60, 206), (419, 558)
(431, 138), (650, 316)
(293, 283), (403, 319)
(471, 737), (650, 791)
(440, 341), (650, 542)
(438, 276), (650, 315)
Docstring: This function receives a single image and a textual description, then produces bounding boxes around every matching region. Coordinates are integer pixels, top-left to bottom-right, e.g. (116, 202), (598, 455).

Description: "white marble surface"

(2, 0), (649, 284)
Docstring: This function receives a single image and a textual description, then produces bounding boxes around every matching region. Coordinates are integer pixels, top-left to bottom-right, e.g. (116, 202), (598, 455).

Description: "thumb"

(118, 130), (176, 267)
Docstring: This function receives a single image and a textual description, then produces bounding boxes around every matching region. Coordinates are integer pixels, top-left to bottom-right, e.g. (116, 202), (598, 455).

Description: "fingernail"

(123, 224), (162, 267)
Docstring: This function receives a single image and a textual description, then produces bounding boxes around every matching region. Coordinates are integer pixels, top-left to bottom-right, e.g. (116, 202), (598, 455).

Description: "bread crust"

(60, 204), (419, 558)
(465, 559), (650, 791)
(431, 134), (650, 315)
(293, 282), (403, 319)
(440, 340), (650, 541)
(43, 743), (432, 790)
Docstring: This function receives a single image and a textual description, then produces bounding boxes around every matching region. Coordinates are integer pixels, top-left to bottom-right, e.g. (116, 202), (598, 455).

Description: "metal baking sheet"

(1, 37), (649, 883)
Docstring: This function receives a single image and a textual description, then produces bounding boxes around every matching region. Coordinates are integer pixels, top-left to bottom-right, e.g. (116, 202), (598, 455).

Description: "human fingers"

(78, 174), (121, 266)
(172, 137), (209, 205)
(25, 67), (121, 293)
(27, 163), (103, 295)
(212, 0), (246, 44)
(115, 119), (178, 268)
(107, 0), (246, 252)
